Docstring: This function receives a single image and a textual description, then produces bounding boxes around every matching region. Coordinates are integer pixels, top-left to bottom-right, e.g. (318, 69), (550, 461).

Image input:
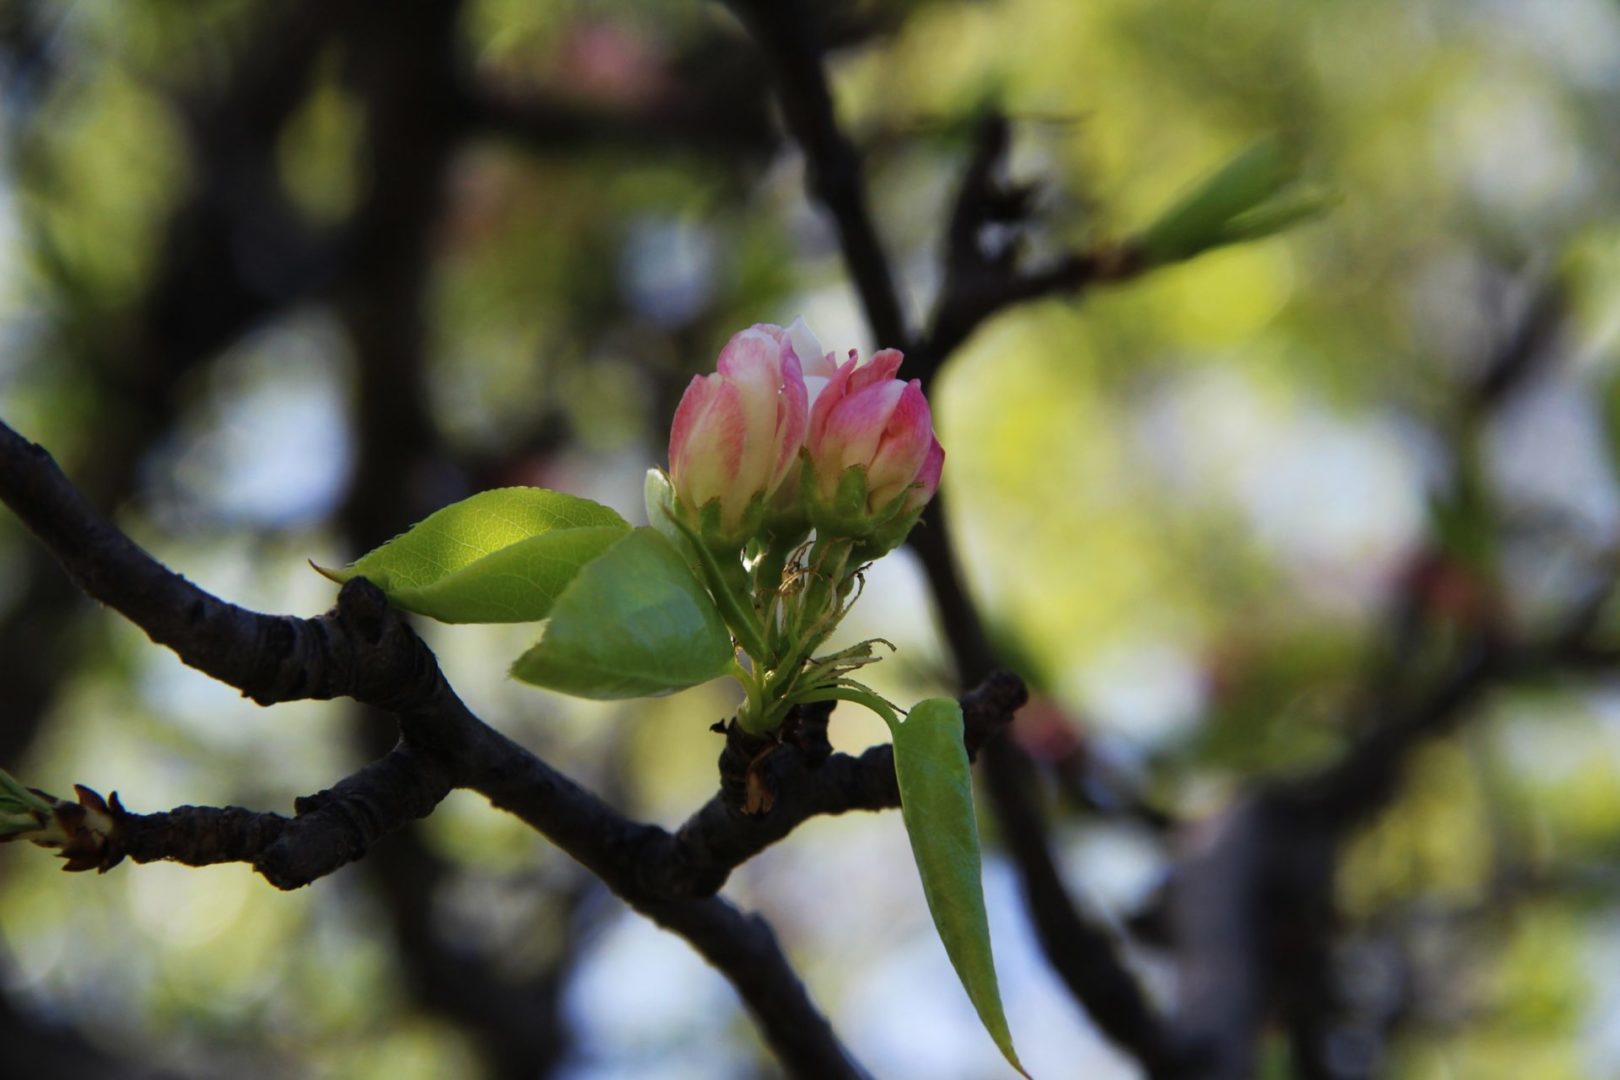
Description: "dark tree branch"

(660, 672), (1027, 896)
(921, 113), (1144, 366)
(0, 413), (862, 1075)
(982, 736), (1188, 1076)
(724, 0), (909, 348)
(0, 5), (876, 1073)
(323, 6), (595, 1074)
(0, 415), (1034, 1078)
(119, 803), (289, 868)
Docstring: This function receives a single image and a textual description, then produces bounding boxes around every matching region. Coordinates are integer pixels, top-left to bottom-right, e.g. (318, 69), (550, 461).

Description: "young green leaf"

(889, 698), (1028, 1078)
(1210, 188), (1338, 247)
(511, 527), (735, 699)
(317, 488), (629, 623)
(1140, 137), (1291, 265)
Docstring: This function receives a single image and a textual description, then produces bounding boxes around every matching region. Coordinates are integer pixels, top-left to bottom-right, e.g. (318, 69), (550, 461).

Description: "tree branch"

(1169, 279), (1593, 1078)
(724, 0), (909, 348)
(0, 413), (1036, 1077)
(921, 113), (1144, 366)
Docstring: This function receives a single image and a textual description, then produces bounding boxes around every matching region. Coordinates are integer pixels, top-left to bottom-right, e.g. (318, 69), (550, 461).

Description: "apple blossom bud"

(803, 346), (944, 544)
(668, 324), (808, 549)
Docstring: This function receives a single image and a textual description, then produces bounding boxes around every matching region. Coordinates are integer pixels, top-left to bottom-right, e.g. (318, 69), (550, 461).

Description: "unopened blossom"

(668, 324), (808, 548)
(802, 346), (944, 541)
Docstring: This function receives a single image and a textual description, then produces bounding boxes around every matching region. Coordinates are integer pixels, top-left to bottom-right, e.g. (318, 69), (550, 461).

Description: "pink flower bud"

(668, 324), (809, 547)
(803, 346), (944, 539)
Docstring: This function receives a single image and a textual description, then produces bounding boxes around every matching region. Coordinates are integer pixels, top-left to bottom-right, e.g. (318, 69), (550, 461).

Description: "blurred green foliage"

(3, 0), (1620, 1076)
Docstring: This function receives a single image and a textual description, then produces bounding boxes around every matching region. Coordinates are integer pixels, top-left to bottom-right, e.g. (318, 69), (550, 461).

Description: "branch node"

(337, 576), (392, 644)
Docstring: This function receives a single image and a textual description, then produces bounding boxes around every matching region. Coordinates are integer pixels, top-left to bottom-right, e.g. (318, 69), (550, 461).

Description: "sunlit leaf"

(317, 488), (629, 623)
(889, 698), (1027, 1078)
(511, 527), (735, 699)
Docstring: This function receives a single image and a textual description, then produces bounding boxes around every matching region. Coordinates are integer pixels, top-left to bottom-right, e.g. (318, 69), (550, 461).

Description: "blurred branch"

(0, 989), (181, 1080)
(1170, 280), (1597, 1079)
(104, 0), (341, 444)
(723, 0), (909, 348)
(468, 82), (776, 162)
(922, 113), (1145, 365)
(1462, 280), (1567, 420)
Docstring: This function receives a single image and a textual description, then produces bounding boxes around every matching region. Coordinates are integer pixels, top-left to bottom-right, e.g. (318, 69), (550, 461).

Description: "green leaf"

(318, 488), (629, 623)
(888, 698), (1028, 1077)
(511, 527), (735, 699)
(1210, 188), (1337, 247)
(1140, 136), (1293, 265)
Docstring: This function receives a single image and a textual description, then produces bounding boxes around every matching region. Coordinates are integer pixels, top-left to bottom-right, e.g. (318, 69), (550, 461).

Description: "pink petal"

(865, 380), (933, 506)
(822, 378), (907, 478)
(673, 380), (747, 512)
(807, 355), (860, 450)
(669, 373), (717, 468)
(787, 317), (837, 379)
(770, 350), (808, 493)
(716, 326), (782, 382)
(848, 348), (905, 395)
(718, 330), (789, 490)
(907, 436), (944, 510)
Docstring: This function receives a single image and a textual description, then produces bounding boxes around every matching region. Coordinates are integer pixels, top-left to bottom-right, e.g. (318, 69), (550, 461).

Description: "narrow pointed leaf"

(889, 698), (1027, 1077)
(318, 488), (629, 623)
(1140, 137), (1290, 265)
(1210, 188), (1337, 247)
(511, 527), (734, 699)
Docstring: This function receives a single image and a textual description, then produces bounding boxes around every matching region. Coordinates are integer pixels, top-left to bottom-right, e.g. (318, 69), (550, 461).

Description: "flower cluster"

(667, 318), (942, 554)
(654, 318), (944, 733)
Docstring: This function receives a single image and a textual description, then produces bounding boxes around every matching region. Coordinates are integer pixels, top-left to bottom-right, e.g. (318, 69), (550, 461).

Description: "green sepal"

(316, 487), (630, 623)
(806, 461), (876, 538)
(854, 501), (926, 562)
(510, 527), (735, 699)
(644, 468), (686, 554)
(832, 465), (869, 523)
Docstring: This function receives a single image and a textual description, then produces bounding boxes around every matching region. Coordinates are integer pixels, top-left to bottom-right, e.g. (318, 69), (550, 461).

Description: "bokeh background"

(4, 0), (1620, 1077)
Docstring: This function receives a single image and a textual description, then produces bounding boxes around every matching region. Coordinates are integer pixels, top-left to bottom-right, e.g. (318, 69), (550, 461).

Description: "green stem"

(731, 658), (769, 734)
(791, 685), (902, 731)
(663, 510), (771, 663)
(0, 769), (51, 816)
